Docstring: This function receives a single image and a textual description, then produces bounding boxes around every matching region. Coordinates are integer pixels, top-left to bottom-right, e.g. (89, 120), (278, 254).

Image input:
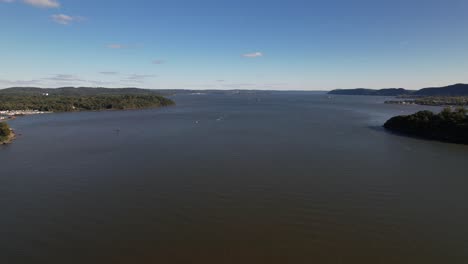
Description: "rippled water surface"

(1, 93), (468, 263)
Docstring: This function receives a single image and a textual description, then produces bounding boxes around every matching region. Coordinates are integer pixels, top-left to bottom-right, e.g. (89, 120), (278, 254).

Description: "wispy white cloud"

(44, 74), (85, 82)
(127, 74), (156, 80)
(0, 74), (128, 88)
(86, 80), (114, 86)
(106, 44), (143, 49)
(121, 74), (156, 84)
(1, 0), (60, 7)
(99, 71), (119, 75)
(106, 44), (127, 49)
(23, 0), (60, 8)
(0, 78), (43, 87)
(242, 52), (263, 58)
(40, 74), (115, 86)
(51, 14), (85, 25)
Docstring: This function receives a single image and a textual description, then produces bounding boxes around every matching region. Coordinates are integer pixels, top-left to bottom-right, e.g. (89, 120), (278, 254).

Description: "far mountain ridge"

(328, 83), (468, 96)
(329, 88), (409, 96)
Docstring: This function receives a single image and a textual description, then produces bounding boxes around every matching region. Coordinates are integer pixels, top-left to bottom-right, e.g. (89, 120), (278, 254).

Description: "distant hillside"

(328, 88), (410, 96)
(414, 84), (468, 96)
(328, 84), (468, 97)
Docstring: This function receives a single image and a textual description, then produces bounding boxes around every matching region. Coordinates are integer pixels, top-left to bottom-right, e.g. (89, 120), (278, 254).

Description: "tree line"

(0, 94), (175, 112)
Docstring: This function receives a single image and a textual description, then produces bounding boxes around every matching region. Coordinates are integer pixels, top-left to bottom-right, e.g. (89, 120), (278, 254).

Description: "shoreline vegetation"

(385, 96), (468, 107)
(0, 122), (15, 145)
(0, 94), (175, 113)
(384, 107), (468, 145)
(0, 87), (175, 115)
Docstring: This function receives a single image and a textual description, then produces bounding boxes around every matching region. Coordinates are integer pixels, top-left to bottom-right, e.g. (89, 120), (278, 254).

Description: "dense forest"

(0, 94), (175, 112)
(0, 122), (12, 143)
(384, 108), (468, 144)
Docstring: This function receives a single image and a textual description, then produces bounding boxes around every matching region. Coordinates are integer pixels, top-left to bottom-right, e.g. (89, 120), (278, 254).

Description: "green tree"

(0, 122), (11, 141)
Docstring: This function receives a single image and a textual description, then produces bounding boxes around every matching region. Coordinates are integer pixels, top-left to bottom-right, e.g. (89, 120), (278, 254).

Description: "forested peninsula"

(384, 107), (468, 145)
(0, 87), (175, 112)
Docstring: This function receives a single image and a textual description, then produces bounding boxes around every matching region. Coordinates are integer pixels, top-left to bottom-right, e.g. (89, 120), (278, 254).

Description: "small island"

(0, 122), (15, 145)
(384, 107), (468, 144)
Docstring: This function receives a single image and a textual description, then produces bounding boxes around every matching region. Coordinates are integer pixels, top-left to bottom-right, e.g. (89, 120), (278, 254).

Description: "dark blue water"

(1, 93), (468, 263)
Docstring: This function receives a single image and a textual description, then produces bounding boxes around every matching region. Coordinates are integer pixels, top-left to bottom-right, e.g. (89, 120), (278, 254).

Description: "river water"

(1, 93), (468, 263)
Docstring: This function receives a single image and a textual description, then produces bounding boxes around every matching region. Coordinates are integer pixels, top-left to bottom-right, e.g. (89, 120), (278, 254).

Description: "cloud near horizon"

(242, 52), (263, 58)
(40, 74), (115, 86)
(0, 78), (43, 86)
(99, 71), (119, 75)
(127, 74), (156, 80)
(44, 74), (85, 82)
(120, 74), (156, 84)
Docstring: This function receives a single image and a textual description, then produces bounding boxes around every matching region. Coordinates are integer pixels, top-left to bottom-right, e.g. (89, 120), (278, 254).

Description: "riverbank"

(1, 110), (49, 122)
(385, 96), (468, 107)
(0, 110), (52, 117)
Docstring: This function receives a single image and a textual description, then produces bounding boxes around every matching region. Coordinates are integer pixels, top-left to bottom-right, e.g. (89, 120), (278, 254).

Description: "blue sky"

(1, 0), (468, 90)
